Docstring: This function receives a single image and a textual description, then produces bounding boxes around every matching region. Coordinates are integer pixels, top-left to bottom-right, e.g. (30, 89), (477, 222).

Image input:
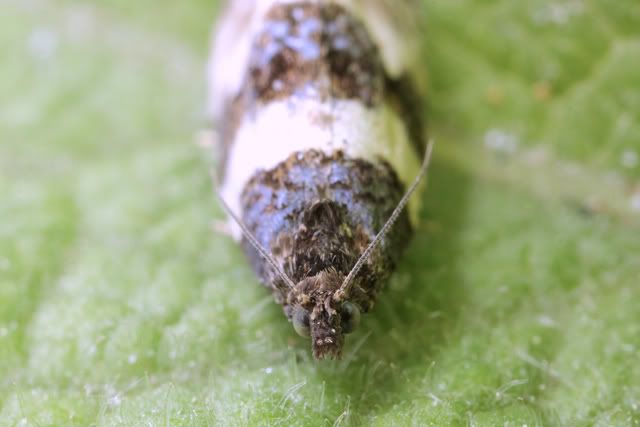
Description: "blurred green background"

(1, 0), (640, 425)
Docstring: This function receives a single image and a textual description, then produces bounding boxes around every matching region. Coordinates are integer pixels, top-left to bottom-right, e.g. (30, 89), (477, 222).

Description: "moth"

(208, 0), (431, 359)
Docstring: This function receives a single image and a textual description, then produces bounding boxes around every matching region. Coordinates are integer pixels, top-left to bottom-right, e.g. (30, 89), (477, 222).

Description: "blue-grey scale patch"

(247, 2), (384, 105)
(239, 149), (412, 312)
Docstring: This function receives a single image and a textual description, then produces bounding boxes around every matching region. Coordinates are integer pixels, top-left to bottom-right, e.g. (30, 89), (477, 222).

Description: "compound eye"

(340, 302), (361, 334)
(292, 306), (311, 337)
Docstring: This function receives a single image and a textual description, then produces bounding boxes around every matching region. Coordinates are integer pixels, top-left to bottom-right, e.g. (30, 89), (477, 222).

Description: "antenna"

(337, 140), (435, 296)
(213, 177), (297, 290)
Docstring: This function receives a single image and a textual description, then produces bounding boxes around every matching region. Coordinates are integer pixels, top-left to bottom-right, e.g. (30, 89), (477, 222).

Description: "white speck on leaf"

(128, 354), (138, 364)
(537, 315), (557, 327)
(28, 28), (58, 60)
(630, 192), (640, 212)
(484, 129), (519, 154)
(621, 150), (638, 169)
(428, 393), (442, 406)
(532, 1), (584, 25)
(67, 6), (95, 39)
(84, 384), (94, 396)
(86, 344), (97, 355)
(108, 393), (122, 407)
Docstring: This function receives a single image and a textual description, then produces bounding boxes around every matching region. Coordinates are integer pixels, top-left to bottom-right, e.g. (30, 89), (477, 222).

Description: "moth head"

(289, 271), (362, 359)
(291, 301), (362, 359)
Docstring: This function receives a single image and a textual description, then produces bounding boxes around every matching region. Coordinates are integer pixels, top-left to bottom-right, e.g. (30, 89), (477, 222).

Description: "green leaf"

(1, 0), (639, 425)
